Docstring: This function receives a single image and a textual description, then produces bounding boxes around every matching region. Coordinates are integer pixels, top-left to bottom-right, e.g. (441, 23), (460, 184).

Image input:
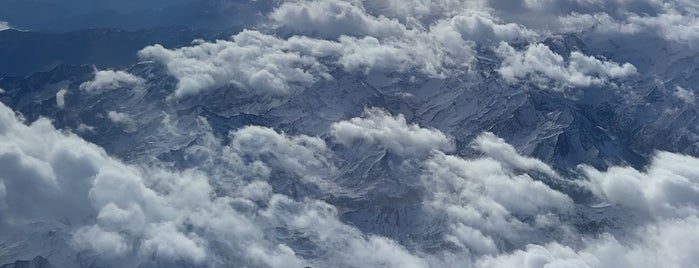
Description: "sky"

(0, 0), (272, 31)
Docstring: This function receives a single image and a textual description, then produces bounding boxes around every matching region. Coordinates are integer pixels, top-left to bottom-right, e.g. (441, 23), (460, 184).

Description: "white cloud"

(477, 242), (597, 268)
(80, 70), (145, 93)
(139, 222), (208, 264)
(362, 0), (468, 20)
(477, 216), (699, 268)
(139, 32), (331, 98)
(423, 151), (574, 252)
(3, 95), (699, 267)
(72, 225), (131, 257)
(142, 2), (495, 98)
(331, 107), (454, 155)
(582, 151), (699, 219)
(3, 0), (699, 266)
(55, 89), (68, 109)
(0, 21), (10, 31)
(473, 132), (559, 178)
(132, 0), (696, 101)
(496, 42), (636, 89)
(271, 0), (407, 38)
(559, 7), (699, 44)
(674, 86), (695, 104)
(228, 126), (336, 181)
(76, 123), (96, 133)
(433, 12), (538, 44)
(0, 101), (431, 267)
(331, 110), (574, 255)
(107, 111), (137, 133)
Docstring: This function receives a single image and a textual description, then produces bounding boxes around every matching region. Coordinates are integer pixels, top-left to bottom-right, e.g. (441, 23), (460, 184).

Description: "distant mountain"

(0, 0), (272, 32)
(0, 27), (235, 76)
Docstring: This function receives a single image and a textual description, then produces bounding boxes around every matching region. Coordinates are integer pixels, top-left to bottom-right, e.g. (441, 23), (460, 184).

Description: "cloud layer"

(125, 0), (697, 98)
(80, 70), (145, 93)
(496, 42), (637, 88)
(2, 0), (699, 267)
(1, 103), (699, 267)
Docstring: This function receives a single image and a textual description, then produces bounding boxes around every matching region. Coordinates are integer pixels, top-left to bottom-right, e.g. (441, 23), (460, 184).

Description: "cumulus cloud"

(0, 101), (432, 267)
(433, 12), (538, 44)
(559, 6), (699, 43)
(331, 107), (454, 155)
(4, 0), (699, 267)
(496, 42), (637, 89)
(423, 151), (574, 253)
(142, 29), (474, 97)
(72, 225), (131, 257)
(143, 1), (507, 98)
(477, 216), (699, 268)
(139, 32), (331, 98)
(79, 70), (145, 93)
(582, 151), (699, 218)
(0, 101), (220, 264)
(473, 132), (559, 178)
(270, 0), (406, 38)
(107, 111), (137, 133)
(3, 97), (699, 267)
(330, 110), (575, 254)
(55, 89), (67, 109)
(229, 126), (335, 177)
(674, 86), (695, 104)
(122, 0), (699, 99)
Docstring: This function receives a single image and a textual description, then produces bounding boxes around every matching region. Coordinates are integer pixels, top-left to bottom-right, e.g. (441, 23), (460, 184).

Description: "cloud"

(330, 110), (575, 255)
(496, 42), (636, 89)
(477, 216), (699, 268)
(0, 101), (430, 267)
(270, 0), (407, 38)
(0, 101), (232, 264)
(582, 151), (699, 219)
(139, 32), (331, 98)
(139, 222), (208, 264)
(473, 132), (559, 178)
(107, 111), (137, 133)
(432, 12), (538, 44)
(140, 0), (678, 99)
(4, 0), (699, 267)
(558, 6), (699, 44)
(476, 242), (597, 268)
(674, 86), (696, 104)
(229, 126), (335, 176)
(422, 151), (574, 253)
(72, 225), (131, 257)
(143, 2), (499, 98)
(79, 70), (145, 93)
(55, 89), (68, 109)
(331, 107), (454, 155)
(0, 21), (10, 31)
(3, 96), (699, 267)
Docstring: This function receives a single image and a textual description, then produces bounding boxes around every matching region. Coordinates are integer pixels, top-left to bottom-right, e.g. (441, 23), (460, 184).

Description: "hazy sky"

(0, 0), (271, 31)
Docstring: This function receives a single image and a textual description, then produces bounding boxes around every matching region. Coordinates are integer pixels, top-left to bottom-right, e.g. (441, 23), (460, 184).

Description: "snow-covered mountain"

(1, 0), (698, 267)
